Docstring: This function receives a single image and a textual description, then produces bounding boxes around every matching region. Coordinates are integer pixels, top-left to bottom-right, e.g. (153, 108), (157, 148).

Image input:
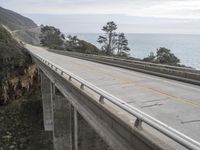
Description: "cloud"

(26, 13), (200, 34)
(1, 0), (200, 34)
(1, 0), (200, 19)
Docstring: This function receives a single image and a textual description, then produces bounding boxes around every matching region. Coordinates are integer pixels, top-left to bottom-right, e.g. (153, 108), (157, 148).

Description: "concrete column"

(40, 71), (53, 131)
(41, 79), (108, 150)
(73, 109), (78, 150)
(52, 84), (72, 150)
(73, 109), (108, 150)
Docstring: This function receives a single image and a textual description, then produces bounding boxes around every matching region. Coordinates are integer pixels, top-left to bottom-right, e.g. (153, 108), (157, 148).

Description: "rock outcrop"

(0, 25), (38, 105)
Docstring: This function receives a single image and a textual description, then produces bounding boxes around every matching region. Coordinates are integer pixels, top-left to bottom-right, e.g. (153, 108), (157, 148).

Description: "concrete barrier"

(48, 49), (200, 86)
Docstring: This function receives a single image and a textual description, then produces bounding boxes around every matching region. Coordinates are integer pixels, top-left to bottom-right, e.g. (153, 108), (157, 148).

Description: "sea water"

(75, 33), (200, 69)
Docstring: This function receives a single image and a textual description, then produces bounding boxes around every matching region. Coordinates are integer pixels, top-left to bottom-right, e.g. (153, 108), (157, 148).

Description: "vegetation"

(143, 51), (155, 62)
(40, 25), (65, 49)
(0, 25), (32, 105)
(40, 22), (131, 57)
(143, 47), (180, 66)
(0, 25), (52, 149)
(0, 83), (53, 150)
(97, 21), (118, 55)
(97, 21), (130, 57)
(39, 25), (101, 54)
(0, 25), (31, 69)
(65, 35), (100, 54)
(116, 33), (130, 57)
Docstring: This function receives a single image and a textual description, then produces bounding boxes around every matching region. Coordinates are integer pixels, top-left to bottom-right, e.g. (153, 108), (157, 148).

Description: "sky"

(1, 0), (200, 34)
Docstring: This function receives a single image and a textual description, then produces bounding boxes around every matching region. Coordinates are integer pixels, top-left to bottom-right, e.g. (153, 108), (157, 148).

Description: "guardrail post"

(134, 118), (142, 129)
(69, 76), (72, 81)
(80, 83), (84, 90)
(99, 95), (105, 104)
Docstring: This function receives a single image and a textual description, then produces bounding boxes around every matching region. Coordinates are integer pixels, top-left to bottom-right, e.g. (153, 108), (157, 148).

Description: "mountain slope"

(0, 6), (40, 45)
(0, 6), (37, 31)
(12, 27), (41, 45)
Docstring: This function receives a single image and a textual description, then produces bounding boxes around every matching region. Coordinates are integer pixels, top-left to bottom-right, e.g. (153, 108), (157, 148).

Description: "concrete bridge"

(26, 44), (200, 150)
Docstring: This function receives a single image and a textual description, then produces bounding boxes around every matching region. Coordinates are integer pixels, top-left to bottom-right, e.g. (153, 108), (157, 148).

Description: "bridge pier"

(41, 75), (107, 150)
(72, 109), (108, 150)
(40, 71), (53, 131)
(51, 83), (73, 150)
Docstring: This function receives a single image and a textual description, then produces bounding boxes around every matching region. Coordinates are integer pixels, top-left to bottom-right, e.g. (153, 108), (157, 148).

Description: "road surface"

(26, 44), (200, 146)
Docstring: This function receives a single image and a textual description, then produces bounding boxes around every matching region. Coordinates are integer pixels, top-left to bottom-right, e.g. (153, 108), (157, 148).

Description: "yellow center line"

(121, 78), (200, 109)
(57, 56), (200, 109)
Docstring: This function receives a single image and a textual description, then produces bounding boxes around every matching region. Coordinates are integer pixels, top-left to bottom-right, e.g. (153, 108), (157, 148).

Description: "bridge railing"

(48, 49), (200, 86)
(29, 51), (200, 150)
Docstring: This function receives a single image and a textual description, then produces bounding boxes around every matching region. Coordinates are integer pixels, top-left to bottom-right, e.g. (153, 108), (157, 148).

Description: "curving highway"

(26, 44), (200, 149)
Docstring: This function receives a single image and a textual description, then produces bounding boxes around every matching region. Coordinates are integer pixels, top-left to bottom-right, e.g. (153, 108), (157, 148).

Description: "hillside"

(0, 6), (41, 45)
(0, 25), (34, 104)
(0, 6), (37, 31)
(0, 24), (53, 149)
(12, 27), (41, 45)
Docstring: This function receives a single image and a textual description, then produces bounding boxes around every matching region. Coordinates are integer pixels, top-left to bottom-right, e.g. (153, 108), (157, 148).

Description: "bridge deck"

(26, 44), (200, 144)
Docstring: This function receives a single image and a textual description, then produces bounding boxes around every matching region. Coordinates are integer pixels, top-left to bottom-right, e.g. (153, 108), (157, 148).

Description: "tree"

(40, 26), (65, 49)
(65, 34), (100, 54)
(143, 51), (155, 62)
(67, 35), (79, 47)
(116, 33), (130, 57)
(155, 47), (180, 65)
(143, 47), (180, 66)
(97, 21), (118, 55)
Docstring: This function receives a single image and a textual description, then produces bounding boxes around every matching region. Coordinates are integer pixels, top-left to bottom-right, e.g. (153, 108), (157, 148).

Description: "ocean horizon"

(72, 33), (200, 69)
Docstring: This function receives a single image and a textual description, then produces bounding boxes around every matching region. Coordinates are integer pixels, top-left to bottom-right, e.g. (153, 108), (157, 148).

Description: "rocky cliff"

(0, 25), (38, 105)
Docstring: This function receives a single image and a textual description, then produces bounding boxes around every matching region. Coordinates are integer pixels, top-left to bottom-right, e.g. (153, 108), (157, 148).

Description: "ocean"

(74, 33), (200, 69)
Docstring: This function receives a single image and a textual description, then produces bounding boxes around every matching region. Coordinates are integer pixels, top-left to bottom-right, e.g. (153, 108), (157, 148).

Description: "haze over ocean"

(74, 33), (200, 69)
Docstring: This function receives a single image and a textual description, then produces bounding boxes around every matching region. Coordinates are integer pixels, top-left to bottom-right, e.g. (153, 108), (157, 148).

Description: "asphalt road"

(26, 44), (200, 147)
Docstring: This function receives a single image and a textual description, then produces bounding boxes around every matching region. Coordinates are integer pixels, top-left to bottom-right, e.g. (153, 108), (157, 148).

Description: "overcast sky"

(1, 0), (200, 34)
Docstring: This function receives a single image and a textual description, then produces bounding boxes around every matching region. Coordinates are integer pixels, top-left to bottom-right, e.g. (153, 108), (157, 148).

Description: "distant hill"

(0, 6), (37, 30)
(12, 27), (41, 45)
(0, 6), (40, 45)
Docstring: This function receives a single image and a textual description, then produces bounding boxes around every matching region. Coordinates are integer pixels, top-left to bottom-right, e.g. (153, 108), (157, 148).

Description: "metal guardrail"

(48, 49), (200, 73)
(94, 55), (200, 73)
(48, 49), (200, 86)
(29, 50), (200, 150)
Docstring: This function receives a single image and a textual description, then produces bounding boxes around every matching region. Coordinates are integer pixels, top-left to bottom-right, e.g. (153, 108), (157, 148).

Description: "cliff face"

(0, 25), (38, 105)
(0, 64), (38, 105)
